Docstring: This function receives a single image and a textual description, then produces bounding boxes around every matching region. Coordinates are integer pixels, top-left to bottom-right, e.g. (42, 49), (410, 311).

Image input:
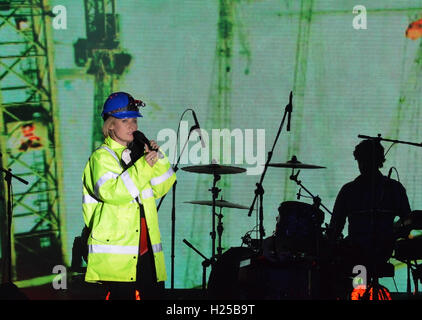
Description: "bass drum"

(207, 247), (255, 300)
(207, 246), (317, 300)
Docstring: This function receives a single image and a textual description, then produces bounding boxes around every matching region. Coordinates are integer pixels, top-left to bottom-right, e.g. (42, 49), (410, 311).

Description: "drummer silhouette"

(328, 139), (411, 275)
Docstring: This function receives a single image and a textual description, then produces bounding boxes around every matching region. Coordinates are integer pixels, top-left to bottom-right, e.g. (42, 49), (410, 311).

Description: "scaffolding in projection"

(0, 0), (66, 282)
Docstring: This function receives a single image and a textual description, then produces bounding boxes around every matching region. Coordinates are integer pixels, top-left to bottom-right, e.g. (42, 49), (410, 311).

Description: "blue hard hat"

(101, 92), (144, 120)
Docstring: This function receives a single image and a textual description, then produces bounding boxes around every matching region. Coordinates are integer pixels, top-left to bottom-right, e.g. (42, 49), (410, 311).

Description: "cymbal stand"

(183, 239), (211, 291)
(255, 182), (265, 251)
(209, 174), (221, 260)
(247, 91), (293, 253)
(216, 205), (224, 258)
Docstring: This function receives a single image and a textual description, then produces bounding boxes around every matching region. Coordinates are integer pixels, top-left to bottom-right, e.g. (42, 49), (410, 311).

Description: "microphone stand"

(246, 92), (292, 252)
(156, 122), (197, 290)
(1, 166), (28, 285)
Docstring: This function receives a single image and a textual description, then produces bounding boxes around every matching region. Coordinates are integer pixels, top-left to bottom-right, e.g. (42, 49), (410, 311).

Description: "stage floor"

(16, 283), (422, 301)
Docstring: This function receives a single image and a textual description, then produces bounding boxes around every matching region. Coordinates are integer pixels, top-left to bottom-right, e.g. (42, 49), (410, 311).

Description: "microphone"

(133, 131), (158, 152)
(296, 188), (302, 200)
(286, 91), (293, 132)
(191, 110), (205, 148)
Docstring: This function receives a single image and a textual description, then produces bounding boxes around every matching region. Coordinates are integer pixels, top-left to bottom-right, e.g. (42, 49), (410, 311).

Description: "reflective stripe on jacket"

(82, 136), (176, 282)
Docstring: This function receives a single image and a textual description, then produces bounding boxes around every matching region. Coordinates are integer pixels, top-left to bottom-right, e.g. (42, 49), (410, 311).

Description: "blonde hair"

(102, 117), (116, 138)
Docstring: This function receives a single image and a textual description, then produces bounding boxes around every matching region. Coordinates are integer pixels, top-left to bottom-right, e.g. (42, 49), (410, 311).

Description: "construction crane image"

(74, 0), (131, 151)
(0, 0), (66, 283)
(0, 0), (131, 286)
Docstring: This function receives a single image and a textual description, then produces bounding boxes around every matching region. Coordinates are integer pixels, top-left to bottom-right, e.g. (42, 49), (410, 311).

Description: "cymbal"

(184, 200), (249, 210)
(268, 156), (326, 169)
(181, 164), (246, 175)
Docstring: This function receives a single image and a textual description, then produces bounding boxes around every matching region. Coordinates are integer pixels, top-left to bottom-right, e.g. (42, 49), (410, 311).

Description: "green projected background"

(1, 0), (422, 293)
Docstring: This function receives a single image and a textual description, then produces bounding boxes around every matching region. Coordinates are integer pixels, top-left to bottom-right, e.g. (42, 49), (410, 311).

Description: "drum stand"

(290, 169), (331, 256)
(216, 206), (224, 257)
(289, 169), (332, 298)
(209, 173), (221, 260)
(181, 163), (246, 292)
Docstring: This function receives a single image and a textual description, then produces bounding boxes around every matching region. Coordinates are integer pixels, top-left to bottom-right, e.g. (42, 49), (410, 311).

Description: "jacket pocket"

(90, 204), (130, 243)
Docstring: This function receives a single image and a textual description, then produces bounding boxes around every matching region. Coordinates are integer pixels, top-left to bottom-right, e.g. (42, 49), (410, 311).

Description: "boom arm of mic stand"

(358, 134), (422, 148)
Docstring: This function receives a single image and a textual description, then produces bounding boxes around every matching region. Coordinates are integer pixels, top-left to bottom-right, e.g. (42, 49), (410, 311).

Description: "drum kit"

(180, 155), (330, 298)
(181, 155), (422, 299)
(174, 100), (422, 299)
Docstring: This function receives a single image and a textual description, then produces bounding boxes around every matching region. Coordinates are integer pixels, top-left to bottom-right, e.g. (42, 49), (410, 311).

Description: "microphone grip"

(191, 110), (205, 148)
(286, 91), (292, 132)
(287, 111), (291, 131)
(133, 131), (158, 152)
(192, 110), (200, 127)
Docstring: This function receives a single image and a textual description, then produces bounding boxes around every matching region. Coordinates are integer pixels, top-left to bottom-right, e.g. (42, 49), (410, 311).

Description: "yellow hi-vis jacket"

(82, 136), (176, 283)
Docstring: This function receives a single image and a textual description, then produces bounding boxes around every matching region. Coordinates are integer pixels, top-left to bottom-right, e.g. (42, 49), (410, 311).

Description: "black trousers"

(104, 250), (165, 300)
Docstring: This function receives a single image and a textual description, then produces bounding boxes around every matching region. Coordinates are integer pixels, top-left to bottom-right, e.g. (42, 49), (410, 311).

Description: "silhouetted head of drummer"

(353, 139), (385, 176)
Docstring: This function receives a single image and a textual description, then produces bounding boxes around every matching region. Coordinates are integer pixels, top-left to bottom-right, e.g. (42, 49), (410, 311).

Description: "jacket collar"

(104, 136), (127, 159)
